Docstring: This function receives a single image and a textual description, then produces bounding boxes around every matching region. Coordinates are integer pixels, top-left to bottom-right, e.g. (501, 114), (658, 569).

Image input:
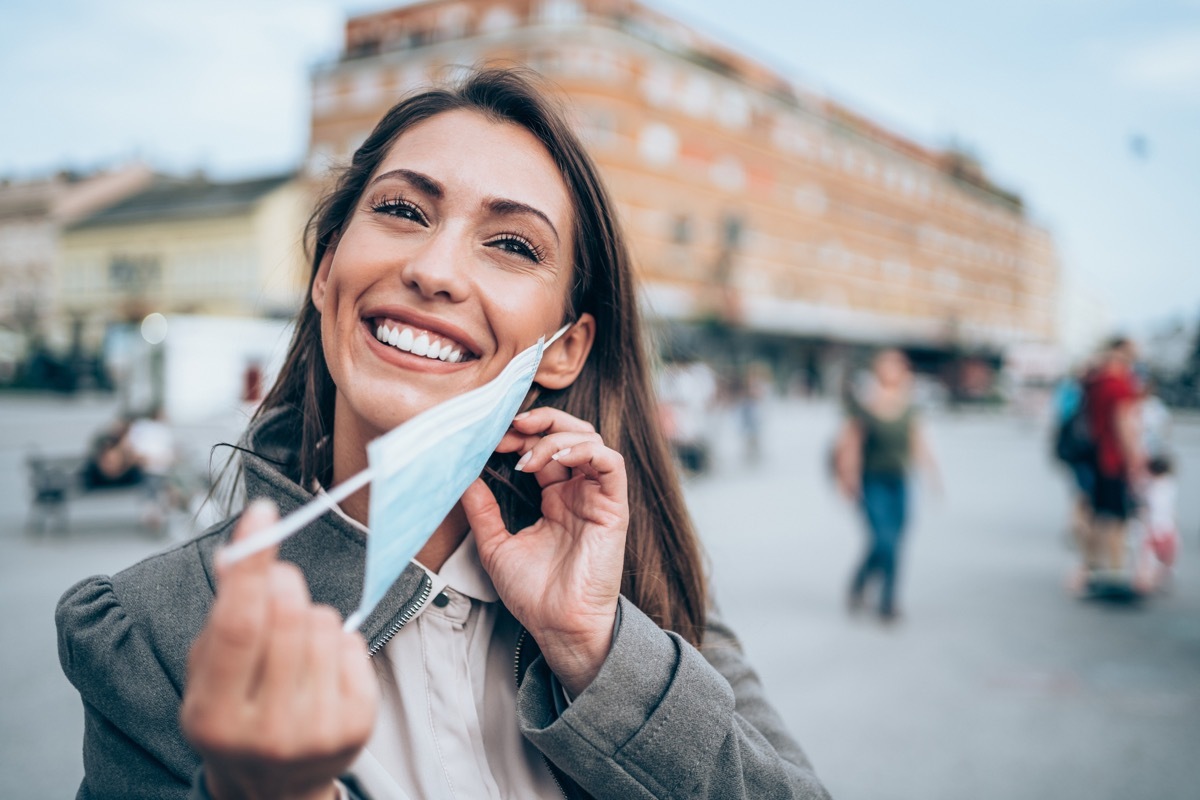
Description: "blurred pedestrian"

(834, 348), (939, 622)
(1139, 378), (1172, 463)
(125, 406), (177, 526)
(81, 415), (143, 490)
(732, 362), (770, 465)
(1051, 366), (1095, 549)
(657, 348), (719, 475)
(1134, 455), (1179, 593)
(1073, 337), (1145, 591)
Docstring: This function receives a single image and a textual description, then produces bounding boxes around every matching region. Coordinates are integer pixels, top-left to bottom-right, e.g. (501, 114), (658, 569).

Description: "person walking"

(834, 348), (939, 622)
(1075, 337), (1144, 589)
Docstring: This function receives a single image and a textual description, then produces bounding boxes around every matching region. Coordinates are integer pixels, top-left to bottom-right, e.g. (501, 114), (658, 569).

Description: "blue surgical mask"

(342, 323), (572, 630)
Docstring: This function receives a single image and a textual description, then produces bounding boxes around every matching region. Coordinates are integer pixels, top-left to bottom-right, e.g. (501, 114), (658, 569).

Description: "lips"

(367, 315), (478, 364)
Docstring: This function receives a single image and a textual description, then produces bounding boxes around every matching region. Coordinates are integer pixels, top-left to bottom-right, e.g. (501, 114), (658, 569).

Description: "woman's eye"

(370, 198), (426, 224)
(489, 235), (542, 263)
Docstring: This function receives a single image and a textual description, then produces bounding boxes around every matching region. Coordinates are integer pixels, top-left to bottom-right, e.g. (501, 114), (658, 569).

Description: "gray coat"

(56, 408), (831, 800)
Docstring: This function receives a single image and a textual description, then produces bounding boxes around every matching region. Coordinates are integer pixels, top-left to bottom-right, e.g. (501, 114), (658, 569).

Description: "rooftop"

(69, 172), (295, 230)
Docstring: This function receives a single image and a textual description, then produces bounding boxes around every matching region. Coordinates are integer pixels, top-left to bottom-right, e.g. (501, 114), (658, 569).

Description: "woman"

(56, 69), (829, 800)
(834, 348), (938, 622)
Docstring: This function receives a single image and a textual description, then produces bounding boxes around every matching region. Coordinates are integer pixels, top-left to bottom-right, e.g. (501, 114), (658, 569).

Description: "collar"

(315, 482), (498, 604)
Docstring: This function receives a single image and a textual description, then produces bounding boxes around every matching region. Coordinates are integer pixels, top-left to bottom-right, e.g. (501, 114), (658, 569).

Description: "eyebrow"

(367, 168), (560, 245)
(367, 168), (444, 199)
(484, 198), (560, 245)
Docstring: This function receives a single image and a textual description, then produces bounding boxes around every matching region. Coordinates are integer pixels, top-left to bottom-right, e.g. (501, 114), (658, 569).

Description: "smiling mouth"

(371, 318), (476, 364)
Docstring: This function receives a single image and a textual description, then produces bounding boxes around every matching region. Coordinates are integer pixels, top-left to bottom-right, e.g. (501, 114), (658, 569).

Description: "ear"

(311, 237), (338, 313)
(535, 313), (596, 390)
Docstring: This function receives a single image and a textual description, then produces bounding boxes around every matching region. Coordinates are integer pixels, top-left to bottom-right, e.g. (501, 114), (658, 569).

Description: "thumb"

(462, 479), (509, 562)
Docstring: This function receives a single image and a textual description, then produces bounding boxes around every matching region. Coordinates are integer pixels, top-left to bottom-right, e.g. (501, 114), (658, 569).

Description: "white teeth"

(411, 333), (430, 356)
(375, 321), (467, 362)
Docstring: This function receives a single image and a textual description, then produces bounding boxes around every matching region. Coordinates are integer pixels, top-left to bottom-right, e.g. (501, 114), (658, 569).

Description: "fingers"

(217, 498), (281, 580)
(462, 479), (510, 561)
(258, 563), (314, 707)
(512, 431), (607, 486)
(192, 500), (281, 698)
(545, 440), (629, 506)
(512, 407), (596, 435)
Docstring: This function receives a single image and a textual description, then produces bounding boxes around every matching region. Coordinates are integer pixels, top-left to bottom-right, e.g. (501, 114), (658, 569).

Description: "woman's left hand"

(461, 407), (628, 696)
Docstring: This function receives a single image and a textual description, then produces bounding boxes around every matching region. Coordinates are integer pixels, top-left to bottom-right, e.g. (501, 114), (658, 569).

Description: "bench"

(25, 452), (208, 537)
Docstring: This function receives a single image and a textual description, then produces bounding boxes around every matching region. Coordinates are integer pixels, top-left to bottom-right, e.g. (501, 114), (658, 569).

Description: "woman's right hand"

(181, 500), (378, 800)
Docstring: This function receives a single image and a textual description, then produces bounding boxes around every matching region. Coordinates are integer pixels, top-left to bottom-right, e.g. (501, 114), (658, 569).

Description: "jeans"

(852, 473), (908, 615)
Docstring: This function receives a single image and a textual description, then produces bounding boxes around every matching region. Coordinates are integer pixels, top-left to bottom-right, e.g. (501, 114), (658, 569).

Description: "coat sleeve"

(56, 575), (206, 800)
(517, 597), (831, 800)
(57, 570), (373, 800)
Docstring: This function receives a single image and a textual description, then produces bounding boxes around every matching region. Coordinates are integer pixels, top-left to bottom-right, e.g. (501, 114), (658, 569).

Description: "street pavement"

(2, 392), (1197, 799)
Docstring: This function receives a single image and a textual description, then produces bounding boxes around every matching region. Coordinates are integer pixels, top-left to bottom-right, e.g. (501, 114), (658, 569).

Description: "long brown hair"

(256, 67), (707, 645)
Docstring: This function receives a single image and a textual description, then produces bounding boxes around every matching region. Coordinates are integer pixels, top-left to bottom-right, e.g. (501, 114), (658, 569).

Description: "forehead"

(374, 109), (573, 224)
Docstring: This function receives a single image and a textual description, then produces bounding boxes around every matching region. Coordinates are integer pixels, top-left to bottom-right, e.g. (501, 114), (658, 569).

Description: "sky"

(2, 0), (1197, 334)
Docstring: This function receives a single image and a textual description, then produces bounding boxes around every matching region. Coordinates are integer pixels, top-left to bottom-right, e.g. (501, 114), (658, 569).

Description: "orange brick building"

(306, 0), (1059, 385)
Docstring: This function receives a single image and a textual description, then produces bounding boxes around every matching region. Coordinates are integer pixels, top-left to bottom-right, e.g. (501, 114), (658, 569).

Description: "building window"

(312, 77), (340, 115)
(578, 108), (617, 149)
(681, 73), (713, 117)
(715, 87), (750, 130)
(539, 0), (583, 24)
(639, 63), (674, 107)
(709, 156), (745, 192)
(481, 7), (518, 33)
(108, 255), (161, 293)
(721, 214), (744, 249)
(437, 4), (470, 38)
(638, 123), (680, 167)
(793, 184), (827, 215)
(671, 214), (692, 245)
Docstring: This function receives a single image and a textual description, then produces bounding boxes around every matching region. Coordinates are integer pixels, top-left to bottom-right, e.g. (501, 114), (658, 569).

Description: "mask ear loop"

(544, 321), (572, 349)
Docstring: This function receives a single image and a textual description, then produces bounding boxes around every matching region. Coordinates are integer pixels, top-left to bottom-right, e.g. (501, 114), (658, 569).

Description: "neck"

(329, 395), (469, 573)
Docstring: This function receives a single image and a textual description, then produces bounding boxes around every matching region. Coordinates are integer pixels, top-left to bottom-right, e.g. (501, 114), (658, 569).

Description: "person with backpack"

(1052, 366), (1095, 553)
(1074, 337), (1145, 591)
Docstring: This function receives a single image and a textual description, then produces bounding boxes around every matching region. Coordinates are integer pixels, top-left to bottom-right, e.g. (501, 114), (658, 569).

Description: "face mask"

(343, 322), (570, 629)
(224, 321), (576, 628)
(220, 324), (574, 627)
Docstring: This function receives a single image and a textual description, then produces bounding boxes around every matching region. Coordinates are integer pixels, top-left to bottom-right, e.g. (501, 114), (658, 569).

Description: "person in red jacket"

(1080, 337), (1144, 583)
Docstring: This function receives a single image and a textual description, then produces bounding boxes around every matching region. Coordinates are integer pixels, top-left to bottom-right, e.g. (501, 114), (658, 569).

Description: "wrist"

(532, 611), (617, 696)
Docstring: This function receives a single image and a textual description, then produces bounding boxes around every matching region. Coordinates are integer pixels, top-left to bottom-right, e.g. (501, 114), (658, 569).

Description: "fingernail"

(514, 451), (532, 471)
(246, 497), (277, 521)
(514, 411), (531, 421)
(550, 448), (571, 461)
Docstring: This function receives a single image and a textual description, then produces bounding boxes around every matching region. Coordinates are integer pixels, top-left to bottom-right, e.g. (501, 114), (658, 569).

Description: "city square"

(2, 393), (1197, 798)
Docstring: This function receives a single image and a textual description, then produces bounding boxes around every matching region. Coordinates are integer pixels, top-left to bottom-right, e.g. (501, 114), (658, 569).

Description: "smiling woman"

(54, 68), (831, 800)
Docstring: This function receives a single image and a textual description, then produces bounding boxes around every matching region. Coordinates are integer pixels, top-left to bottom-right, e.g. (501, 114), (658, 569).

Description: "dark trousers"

(851, 473), (909, 615)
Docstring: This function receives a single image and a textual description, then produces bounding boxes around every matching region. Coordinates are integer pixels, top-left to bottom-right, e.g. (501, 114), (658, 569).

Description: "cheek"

(487, 277), (568, 338)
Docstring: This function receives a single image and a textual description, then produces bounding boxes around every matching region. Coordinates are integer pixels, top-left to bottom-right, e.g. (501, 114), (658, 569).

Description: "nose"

(399, 228), (470, 302)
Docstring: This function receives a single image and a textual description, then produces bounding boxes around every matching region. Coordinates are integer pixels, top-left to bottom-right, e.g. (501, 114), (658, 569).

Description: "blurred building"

(0, 164), (153, 348)
(58, 172), (310, 355)
(306, 0), (1060, 388)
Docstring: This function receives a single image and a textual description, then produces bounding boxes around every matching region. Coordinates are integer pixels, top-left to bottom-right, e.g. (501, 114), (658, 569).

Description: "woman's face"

(874, 351), (911, 389)
(313, 109), (578, 439)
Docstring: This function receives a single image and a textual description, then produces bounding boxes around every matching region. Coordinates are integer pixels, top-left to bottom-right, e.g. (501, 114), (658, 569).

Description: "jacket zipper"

(366, 574), (433, 658)
(514, 628), (569, 800)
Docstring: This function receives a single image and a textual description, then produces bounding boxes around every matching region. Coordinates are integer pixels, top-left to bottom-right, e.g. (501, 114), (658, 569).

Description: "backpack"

(1054, 406), (1094, 465)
